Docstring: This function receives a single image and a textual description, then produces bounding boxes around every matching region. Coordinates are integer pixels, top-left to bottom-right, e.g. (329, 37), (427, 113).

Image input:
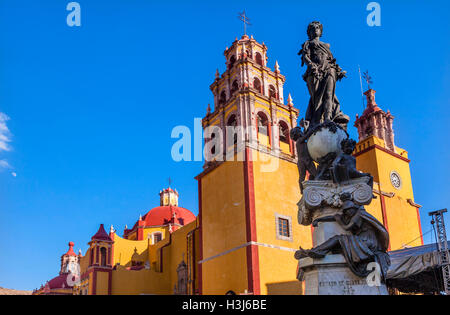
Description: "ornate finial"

(287, 93), (293, 106)
(78, 249), (82, 256)
(139, 214), (142, 221)
(168, 177), (172, 188)
(110, 224), (115, 234)
(238, 11), (251, 36)
(215, 69), (220, 79)
(362, 70), (373, 90)
(275, 60), (280, 72)
(125, 224), (128, 229)
(207, 103), (211, 115)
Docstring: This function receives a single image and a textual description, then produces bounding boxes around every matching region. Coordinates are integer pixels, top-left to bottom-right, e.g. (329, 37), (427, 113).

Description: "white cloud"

(0, 113), (11, 152)
(11, 171), (17, 177)
(0, 113), (13, 173)
(0, 159), (11, 170)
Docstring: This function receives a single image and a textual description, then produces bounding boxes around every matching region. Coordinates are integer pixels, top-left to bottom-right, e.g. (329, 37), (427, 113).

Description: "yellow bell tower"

(196, 35), (312, 295)
(354, 89), (423, 251)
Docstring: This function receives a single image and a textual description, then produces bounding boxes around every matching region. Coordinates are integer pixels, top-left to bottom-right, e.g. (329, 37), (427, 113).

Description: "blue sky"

(0, 0), (448, 290)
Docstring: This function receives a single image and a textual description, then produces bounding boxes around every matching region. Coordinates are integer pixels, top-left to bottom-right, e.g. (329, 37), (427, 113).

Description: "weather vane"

(362, 70), (373, 90)
(238, 11), (251, 36)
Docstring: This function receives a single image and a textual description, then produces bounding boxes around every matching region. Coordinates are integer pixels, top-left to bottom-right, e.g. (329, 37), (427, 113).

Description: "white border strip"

(198, 241), (296, 264)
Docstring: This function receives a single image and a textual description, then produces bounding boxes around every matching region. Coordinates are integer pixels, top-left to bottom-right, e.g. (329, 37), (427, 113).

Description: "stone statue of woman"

(299, 21), (349, 130)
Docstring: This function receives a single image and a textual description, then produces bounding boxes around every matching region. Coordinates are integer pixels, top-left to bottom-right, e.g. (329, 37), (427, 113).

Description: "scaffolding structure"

(429, 209), (450, 295)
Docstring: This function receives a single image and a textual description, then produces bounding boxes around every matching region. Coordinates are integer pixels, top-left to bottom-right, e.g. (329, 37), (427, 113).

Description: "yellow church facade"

(34, 35), (423, 295)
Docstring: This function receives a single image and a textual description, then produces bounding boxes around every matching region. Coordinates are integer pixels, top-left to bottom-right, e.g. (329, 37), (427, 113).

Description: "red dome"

(47, 274), (73, 289)
(141, 205), (196, 227)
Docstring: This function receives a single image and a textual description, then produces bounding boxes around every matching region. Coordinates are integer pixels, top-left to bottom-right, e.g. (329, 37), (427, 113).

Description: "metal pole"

(429, 209), (450, 294)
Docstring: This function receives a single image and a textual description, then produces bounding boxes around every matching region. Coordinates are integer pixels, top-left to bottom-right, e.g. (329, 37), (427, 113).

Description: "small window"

(275, 213), (292, 241)
(219, 91), (227, 106)
(210, 133), (216, 155)
(257, 112), (269, 136)
(100, 247), (107, 266)
(227, 115), (238, 145)
(255, 52), (263, 66)
(153, 232), (162, 244)
(278, 218), (289, 237)
(253, 77), (262, 94)
(279, 121), (289, 144)
(229, 55), (236, 69)
(231, 80), (239, 95)
(269, 85), (277, 99)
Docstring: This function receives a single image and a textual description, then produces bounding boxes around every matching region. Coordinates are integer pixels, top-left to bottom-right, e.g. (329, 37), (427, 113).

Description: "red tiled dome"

(141, 205), (195, 227)
(47, 274), (73, 289)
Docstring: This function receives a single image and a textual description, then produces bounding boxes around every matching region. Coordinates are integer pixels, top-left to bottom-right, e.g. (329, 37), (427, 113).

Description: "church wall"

(111, 267), (169, 295)
(356, 136), (423, 251)
(252, 150), (311, 295)
(199, 160), (249, 294)
(164, 220), (197, 294)
(374, 147), (422, 249)
(355, 137), (381, 183)
(365, 188), (385, 228)
(112, 235), (149, 267)
(201, 247), (248, 295)
(79, 248), (90, 274)
(384, 196), (423, 250)
(95, 271), (109, 295)
(141, 226), (167, 244)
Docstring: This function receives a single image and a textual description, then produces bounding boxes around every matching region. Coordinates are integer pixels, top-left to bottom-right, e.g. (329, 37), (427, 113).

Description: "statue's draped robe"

(300, 40), (348, 128)
(337, 210), (390, 279)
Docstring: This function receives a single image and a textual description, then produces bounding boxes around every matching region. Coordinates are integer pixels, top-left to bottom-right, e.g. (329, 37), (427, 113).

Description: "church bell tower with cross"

(195, 22), (313, 294)
(353, 74), (423, 251)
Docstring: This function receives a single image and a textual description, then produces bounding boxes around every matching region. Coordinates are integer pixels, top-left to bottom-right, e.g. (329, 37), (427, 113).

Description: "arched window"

(100, 247), (107, 266)
(210, 132), (216, 155)
(228, 55), (236, 69)
(231, 80), (239, 95)
(219, 91), (227, 106)
(257, 112), (269, 136)
(227, 114), (238, 145)
(253, 77), (262, 94)
(279, 121), (289, 144)
(153, 232), (162, 244)
(269, 85), (277, 99)
(255, 52), (263, 66)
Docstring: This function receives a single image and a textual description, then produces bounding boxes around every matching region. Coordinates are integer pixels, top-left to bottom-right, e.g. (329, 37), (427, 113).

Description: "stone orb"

(307, 126), (347, 162)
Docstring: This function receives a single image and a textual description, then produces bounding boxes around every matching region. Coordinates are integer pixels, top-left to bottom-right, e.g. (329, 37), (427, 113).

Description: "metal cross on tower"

(429, 208), (450, 295)
(238, 11), (251, 36)
(362, 70), (373, 90)
(358, 65), (365, 109)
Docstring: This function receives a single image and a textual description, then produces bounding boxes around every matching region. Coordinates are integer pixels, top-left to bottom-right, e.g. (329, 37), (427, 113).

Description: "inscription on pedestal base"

(298, 254), (388, 295)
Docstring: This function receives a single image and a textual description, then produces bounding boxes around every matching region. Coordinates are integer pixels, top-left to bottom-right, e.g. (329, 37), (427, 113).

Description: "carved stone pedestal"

(298, 254), (388, 295)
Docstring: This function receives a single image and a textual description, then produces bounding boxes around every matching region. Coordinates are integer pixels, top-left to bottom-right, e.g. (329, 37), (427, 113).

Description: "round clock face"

(390, 171), (402, 189)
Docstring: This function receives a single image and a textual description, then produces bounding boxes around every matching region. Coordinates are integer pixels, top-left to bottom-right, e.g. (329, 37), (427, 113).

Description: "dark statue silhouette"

(298, 21), (349, 131)
(292, 22), (390, 289)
